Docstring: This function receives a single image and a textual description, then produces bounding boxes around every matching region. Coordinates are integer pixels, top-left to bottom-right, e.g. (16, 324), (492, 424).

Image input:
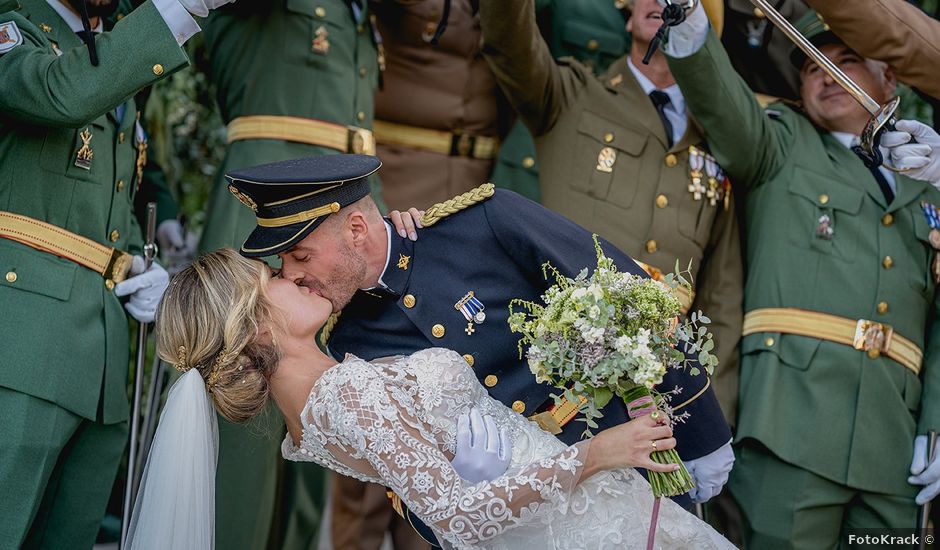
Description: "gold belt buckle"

(854, 319), (894, 358)
(347, 126), (376, 156)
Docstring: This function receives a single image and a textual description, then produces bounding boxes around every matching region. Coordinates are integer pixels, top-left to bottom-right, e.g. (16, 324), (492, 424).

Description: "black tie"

(649, 90), (675, 149)
(868, 165), (895, 204)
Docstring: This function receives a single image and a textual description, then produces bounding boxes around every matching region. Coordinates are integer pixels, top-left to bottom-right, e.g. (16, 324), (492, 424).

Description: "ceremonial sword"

(746, 0), (906, 170)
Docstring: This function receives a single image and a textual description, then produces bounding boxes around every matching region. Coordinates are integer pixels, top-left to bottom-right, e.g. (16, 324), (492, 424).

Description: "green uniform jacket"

(488, 0), (629, 202)
(199, 0), (379, 253)
(0, 0), (187, 423)
(480, 0), (744, 425)
(669, 32), (940, 496)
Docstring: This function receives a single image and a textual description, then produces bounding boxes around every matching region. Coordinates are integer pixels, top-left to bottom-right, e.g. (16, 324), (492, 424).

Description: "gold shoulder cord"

(320, 312), (341, 348)
(420, 183), (496, 228)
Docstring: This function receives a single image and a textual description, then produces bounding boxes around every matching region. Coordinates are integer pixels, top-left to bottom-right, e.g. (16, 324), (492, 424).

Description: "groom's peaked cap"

(226, 154), (381, 257)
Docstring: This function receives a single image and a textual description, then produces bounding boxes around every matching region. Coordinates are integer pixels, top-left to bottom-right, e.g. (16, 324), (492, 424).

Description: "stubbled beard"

(66, 0), (120, 17)
(323, 243), (367, 312)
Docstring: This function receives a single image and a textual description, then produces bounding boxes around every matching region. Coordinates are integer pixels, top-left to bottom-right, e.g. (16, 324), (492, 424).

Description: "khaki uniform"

(371, 0), (504, 211)
(479, 0), (744, 425)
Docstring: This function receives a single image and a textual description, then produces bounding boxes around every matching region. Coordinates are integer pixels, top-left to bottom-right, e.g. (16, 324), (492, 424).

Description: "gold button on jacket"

(511, 400), (526, 413)
(484, 375), (498, 387)
(431, 324), (445, 338)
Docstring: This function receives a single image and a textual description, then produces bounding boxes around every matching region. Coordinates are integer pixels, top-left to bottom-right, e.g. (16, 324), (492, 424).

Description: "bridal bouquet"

(508, 235), (717, 499)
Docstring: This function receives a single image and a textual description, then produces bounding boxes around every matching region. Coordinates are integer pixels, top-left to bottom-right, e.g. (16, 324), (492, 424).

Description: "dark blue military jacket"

(329, 190), (730, 540)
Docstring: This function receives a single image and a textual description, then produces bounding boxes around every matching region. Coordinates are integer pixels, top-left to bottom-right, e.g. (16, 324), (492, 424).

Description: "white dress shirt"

(627, 57), (688, 146)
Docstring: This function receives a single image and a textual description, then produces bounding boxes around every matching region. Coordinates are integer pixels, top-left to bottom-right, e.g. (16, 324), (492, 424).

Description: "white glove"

(662, 1), (710, 59)
(684, 439), (734, 504)
(909, 435), (940, 505)
(881, 120), (940, 187)
(114, 256), (170, 323)
(176, 0), (236, 17)
(157, 219), (198, 276)
(450, 407), (512, 483)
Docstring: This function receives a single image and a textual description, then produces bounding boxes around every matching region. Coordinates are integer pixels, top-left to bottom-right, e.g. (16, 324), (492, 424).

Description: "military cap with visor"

(789, 10), (844, 70)
(226, 154), (381, 257)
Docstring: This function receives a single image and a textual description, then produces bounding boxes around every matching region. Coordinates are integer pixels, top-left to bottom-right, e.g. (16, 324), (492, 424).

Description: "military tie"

(868, 164), (895, 204)
(649, 90), (675, 149)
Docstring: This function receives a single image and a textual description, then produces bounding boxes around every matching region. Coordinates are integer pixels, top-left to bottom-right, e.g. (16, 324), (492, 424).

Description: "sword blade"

(748, 0), (882, 115)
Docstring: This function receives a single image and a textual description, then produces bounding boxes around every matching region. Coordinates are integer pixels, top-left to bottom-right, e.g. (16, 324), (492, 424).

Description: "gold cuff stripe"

(373, 119), (499, 159)
(743, 308), (923, 375)
(227, 115), (376, 155)
(0, 211), (132, 283)
(673, 378), (711, 411)
(256, 202), (340, 228)
(634, 260), (695, 315)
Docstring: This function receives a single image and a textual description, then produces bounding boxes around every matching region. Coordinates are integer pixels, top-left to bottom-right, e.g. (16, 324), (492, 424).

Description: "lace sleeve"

(302, 360), (592, 547)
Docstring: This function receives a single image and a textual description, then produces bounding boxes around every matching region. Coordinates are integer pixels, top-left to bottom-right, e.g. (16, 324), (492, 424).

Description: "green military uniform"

(668, 24), (940, 547)
(0, 1), (187, 547)
(197, 3), (379, 548)
(488, 0), (629, 202)
(479, 0), (743, 426)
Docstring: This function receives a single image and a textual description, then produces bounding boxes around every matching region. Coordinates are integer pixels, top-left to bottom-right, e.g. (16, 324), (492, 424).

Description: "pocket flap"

(789, 166), (864, 214)
(741, 332), (822, 371)
(0, 240), (76, 302)
(576, 111), (647, 156)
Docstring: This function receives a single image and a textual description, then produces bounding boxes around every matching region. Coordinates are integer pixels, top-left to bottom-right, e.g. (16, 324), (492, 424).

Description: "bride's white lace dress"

(282, 348), (733, 549)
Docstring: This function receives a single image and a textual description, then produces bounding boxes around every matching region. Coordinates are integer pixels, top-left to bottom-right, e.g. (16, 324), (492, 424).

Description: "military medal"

(687, 146), (705, 200)
(596, 147), (616, 173)
(455, 291), (485, 336)
(312, 26), (330, 54)
(135, 114), (148, 190)
(74, 128), (94, 170)
(815, 214), (833, 240)
(397, 254), (410, 270)
(921, 202), (940, 283)
(703, 153), (726, 208)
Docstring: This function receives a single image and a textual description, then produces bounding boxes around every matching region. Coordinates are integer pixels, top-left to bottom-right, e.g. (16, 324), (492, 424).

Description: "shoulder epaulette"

(420, 183), (495, 227)
(319, 312), (341, 347)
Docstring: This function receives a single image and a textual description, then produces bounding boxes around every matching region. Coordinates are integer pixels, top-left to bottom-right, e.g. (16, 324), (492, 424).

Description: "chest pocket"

(573, 110), (647, 207)
(787, 166), (863, 261)
(285, 0), (355, 74)
(40, 118), (110, 184)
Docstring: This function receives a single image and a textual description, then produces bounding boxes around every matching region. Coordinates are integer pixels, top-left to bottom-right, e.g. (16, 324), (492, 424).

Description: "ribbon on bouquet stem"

(627, 393), (664, 550)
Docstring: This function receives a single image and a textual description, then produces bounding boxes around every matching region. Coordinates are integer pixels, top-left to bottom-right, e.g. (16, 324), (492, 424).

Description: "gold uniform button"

(754, 7), (765, 17)
(656, 195), (668, 208)
(356, 24), (365, 34)
(462, 354), (474, 367)
(882, 256), (893, 269)
(877, 301), (889, 314)
(664, 154), (678, 167)
(603, 132), (614, 143)
(118, 132), (125, 144)
(403, 294), (416, 308)
(484, 375), (498, 388)
(868, 349), (881, 359)
(357, 111), (366, 122)
(765, 337), (775, 347)
(315, 6), (326, 17)
(587, 39), (599, 51)
(432, 324), (445, 338)
(646, 239), (657, 254)
(512, 401), (526, 414)
(152, 64), (164, 76)
(359, 66), (367, 77)
(116, 179), (125, 192)
(882, 213), (894, 226)
(5, 271), (16, 283)
(105, 279), (115, 290)
(522, 156), (535, 168)
(109, 230), (120, 243)
(818, 194), (829, 205)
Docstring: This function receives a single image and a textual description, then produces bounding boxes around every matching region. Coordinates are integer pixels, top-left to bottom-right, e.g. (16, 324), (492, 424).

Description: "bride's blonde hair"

(156, 248), (280, 423)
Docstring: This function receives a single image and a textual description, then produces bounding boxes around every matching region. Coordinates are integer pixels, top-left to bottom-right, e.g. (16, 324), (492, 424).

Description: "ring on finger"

(651, 440), (658, 451)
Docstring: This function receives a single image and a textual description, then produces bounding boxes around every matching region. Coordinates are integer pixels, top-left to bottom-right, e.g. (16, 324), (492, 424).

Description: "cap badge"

(229, 184), (258, 212)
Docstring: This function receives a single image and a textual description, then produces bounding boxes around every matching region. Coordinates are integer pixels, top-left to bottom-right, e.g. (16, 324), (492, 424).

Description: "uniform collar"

(364, 220), (414, 297)
(46, 0), (103, 33)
